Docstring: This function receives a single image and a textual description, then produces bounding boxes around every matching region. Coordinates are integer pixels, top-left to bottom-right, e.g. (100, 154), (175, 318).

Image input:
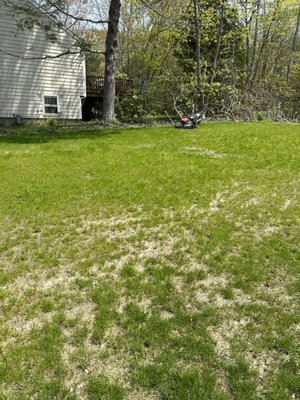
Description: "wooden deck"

(86, 76), (134, 97)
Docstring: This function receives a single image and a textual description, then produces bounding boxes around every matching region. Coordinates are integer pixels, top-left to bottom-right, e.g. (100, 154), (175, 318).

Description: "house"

(0, 0), (86, 122)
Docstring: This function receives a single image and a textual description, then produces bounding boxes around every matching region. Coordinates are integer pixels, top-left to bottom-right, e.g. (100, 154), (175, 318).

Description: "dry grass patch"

(0, 122), (299, 399)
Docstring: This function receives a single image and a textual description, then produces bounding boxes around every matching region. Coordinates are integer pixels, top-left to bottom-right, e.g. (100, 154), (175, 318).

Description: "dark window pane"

(44, 97), (57, 105)
(45, 106), (58, 113)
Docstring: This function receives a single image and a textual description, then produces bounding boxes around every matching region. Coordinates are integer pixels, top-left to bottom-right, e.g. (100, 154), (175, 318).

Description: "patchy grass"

(0, 121), (299, 399)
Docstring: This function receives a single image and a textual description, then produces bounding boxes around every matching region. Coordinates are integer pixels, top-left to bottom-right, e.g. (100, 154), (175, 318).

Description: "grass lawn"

(0, 121), (299, 400)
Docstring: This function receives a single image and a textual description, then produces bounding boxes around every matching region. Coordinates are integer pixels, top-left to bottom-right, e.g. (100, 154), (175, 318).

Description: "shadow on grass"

(0, 128), (122, 145)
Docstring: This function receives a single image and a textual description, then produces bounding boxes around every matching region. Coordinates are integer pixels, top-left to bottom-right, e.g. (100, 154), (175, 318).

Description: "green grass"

(0, 121), (299, 399)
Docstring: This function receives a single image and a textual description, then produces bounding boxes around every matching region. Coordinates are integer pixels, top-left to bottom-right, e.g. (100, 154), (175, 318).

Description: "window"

(44, 96), (59, 114)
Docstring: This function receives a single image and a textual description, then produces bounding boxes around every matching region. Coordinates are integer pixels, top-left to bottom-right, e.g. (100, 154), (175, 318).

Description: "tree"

(4, 0), (300, 122)
(102, 0), (121, 122)
(2, 0), (121, 122)
(287, 1), (300, 80)
(174, 0), (245, 116)
(115, 0), (191, 116)
(193, 0), (202, 108)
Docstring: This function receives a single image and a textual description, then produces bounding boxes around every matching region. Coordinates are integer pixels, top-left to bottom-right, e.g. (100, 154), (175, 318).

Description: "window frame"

(43, 94), (60, 115)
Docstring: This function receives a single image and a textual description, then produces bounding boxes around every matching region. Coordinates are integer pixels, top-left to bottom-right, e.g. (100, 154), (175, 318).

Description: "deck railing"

(86, 76), (134, 97)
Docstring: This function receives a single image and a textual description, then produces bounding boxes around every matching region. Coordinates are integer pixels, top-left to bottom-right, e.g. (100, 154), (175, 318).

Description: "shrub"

(115, 89), (147, 123)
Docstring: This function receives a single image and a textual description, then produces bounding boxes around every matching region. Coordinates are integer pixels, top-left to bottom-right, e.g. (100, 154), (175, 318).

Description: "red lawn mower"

(165, 111), (202, 129)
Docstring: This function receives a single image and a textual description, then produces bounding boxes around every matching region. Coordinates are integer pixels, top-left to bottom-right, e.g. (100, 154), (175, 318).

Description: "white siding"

(0, 0), (86, 120)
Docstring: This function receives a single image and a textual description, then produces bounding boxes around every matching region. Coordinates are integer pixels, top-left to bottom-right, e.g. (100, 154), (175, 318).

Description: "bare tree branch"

(0, 48), (104, 60)
(46, 0), (109, 24)
(138, 0), (166, 18)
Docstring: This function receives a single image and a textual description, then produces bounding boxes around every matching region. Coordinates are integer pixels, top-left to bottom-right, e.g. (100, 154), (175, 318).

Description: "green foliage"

(256, 112), (265, 121)
(84, 30), (106, 76)
(112, 0), (300, 120)
(116, 89), (147, 122)
(48, 117), (58, 127)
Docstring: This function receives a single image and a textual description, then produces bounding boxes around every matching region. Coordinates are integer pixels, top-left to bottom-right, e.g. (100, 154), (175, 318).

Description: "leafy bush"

(115, 89), (147, 123)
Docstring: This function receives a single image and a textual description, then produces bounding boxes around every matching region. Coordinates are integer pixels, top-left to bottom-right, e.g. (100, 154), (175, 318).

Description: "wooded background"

(4, 0), (300, 122)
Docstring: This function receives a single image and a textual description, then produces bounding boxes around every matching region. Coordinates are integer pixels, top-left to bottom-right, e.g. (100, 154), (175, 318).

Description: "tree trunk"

(249, 0), (279, 89)
(287, 1), (300, 81)
(102, 0), (121, 122)
(193, 0), (201, 91)
(210, 0), (225, 84)
(247, 0), (261, 84)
